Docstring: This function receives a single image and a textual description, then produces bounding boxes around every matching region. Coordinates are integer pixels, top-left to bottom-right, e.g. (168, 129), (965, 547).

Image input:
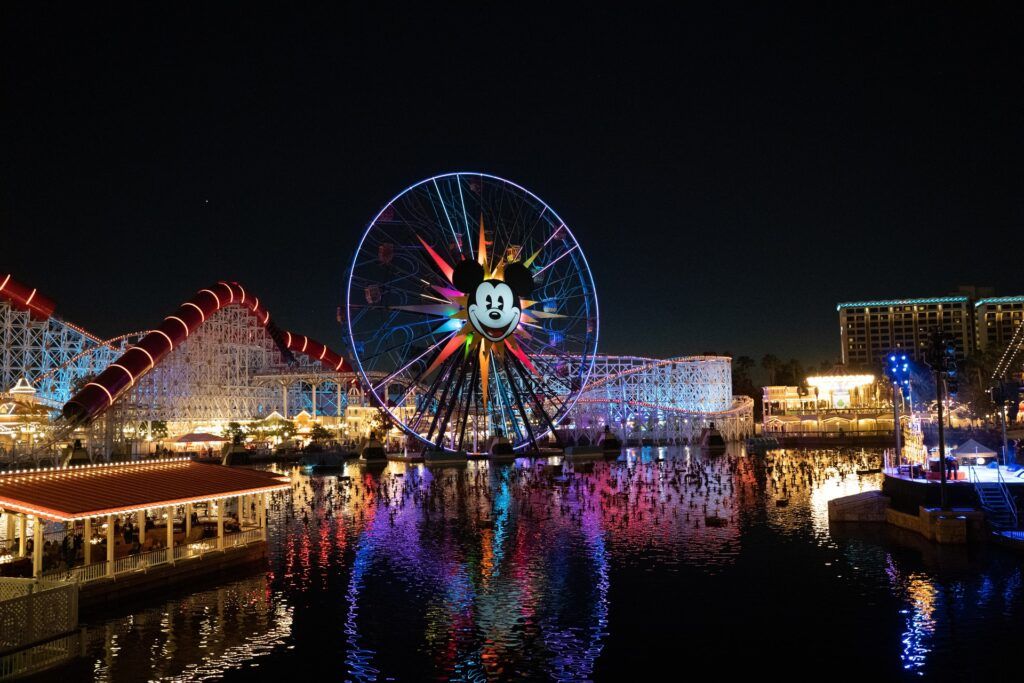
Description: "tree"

(733, 356), (755, 382)
(732, 355), (757, 398)
(222, 421), (246, 445)
(310, 424), (332, 443)
(370, 406), (393, 437)
(777, 358), (805, 387)
(150, 420), (168, 440)
(761, 354), (781, 385)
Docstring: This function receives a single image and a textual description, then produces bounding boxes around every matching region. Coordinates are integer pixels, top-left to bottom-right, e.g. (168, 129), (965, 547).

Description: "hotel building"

(837, 296), (972, 368)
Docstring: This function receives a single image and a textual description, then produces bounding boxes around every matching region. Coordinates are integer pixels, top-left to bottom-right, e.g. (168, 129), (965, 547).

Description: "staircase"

(970, 467), (1019, 530)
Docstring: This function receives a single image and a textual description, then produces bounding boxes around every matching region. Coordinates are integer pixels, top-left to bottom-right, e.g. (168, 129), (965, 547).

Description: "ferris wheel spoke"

(348, 173), (597, 452)
(370, 330), (458, 393)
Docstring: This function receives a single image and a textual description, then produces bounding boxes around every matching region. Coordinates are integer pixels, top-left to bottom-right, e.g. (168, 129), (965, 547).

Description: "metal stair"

(970, 466), (1019, 530)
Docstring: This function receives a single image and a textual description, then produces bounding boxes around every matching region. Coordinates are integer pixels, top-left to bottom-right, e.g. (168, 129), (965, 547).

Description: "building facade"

(838, 297), (972, 368)
(975, 296), (1024, 353)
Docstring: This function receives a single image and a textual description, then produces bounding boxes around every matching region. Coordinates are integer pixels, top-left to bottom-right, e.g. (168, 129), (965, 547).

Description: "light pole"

(886, 353), (911, 468)
(927, 332), (958, 510)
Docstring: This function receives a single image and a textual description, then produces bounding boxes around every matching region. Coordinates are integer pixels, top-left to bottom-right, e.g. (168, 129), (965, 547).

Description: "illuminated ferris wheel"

(345, 173), (599, 452)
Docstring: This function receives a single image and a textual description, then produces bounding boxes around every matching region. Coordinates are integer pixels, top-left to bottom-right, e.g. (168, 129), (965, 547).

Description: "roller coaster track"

(63, 281), (351, 425)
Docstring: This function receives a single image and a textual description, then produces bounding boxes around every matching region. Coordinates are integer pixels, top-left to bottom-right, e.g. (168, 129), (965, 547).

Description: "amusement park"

(0, 173), (753, 469)
(4, 4), (1024, 679)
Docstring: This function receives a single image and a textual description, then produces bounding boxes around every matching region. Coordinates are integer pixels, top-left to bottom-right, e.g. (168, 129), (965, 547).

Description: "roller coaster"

(1, 272), (753, 458)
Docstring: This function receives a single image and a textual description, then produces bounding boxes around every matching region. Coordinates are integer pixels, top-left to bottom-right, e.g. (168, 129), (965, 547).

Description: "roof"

(953, 439), (997, 456)
(975, 296), (1024, 308)
(176, 432), (228, 443)
(836, 296), (969, 312)
(0, 459), (289, 521)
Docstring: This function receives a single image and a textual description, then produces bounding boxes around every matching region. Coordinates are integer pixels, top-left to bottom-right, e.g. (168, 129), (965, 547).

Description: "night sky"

(3, 5), (1021, 368)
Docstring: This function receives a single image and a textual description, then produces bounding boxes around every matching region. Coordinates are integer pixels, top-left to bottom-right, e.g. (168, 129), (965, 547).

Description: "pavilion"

(0, 458), (289, 582)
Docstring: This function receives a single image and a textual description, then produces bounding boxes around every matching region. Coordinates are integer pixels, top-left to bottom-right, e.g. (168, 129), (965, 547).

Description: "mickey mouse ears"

(503, 262), (534, 296)
(451, 259), (535, 297)
(452, 260), (485, 293)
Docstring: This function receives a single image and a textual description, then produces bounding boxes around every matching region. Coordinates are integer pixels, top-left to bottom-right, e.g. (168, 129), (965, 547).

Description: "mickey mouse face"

(468, 280), (521, 342)
(452, 259), (534, 343)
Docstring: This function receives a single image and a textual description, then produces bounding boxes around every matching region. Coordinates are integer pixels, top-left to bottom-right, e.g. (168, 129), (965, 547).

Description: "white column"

(311, 383), (318, 417)
(337, 383), (342, 417)
(32, 516), (43, 578)
(282, 383), (289, 418)
(4, 513), (13, 551)
(18, 515), (26, 557)
(166, 506), (175, 562)
(259, 492), (267, 540)
(84, 518), (92, 565)
(217, 500), (224, 550)
(106, 515), (114, 576)
(137, 509), (146, 550)
(185, 503), (192, 540)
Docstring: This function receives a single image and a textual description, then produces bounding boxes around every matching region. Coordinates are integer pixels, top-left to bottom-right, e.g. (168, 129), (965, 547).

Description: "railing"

(43, 529), (264, 586)
(40, 560), (109, 584)
(997, 467), (1019, 528)
(226, 528), (263, 548)
(0, 630), (81, 681)
(0, 578), (78, 653)
(968, 466), (1020, 529)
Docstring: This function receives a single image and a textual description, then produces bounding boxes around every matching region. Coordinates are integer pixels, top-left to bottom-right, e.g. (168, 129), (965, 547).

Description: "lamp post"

(886, 353), (911, 468)
(926, 332), (958, 510)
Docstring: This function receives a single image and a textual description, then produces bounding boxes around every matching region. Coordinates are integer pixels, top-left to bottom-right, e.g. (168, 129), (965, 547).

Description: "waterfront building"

(762, 370), (893, 434)
(0, 459), (287, 583)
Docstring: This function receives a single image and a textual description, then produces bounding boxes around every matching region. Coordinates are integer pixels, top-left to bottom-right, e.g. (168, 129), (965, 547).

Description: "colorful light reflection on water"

(68, 447), (1024, 681)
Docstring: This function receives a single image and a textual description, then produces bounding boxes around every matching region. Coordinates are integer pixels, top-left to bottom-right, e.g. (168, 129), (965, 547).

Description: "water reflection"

(68, 448), (1024, 681)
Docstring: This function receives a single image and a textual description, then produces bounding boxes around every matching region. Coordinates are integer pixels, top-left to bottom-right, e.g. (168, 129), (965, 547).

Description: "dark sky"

(3, 4), (1022, 367)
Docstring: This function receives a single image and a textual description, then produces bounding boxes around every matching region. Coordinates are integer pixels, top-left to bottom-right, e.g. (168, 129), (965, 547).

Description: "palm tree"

(734, 356), (755, 380)
(761, 354), (781, 385)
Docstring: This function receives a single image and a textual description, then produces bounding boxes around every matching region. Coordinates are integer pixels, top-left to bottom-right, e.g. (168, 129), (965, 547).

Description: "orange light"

(25, 288), (36, 306)
(166, 316), (189, 335)
(153, 329), (174, 351)
(319, 346), (327, 360)
(200, 288), (221, 308)
(285, 331), (292, 347)
(183, 302), (206, 322)
(110, 364), (135, 386)
(86, 382), (114, 407)
(130, 345), (156, 371)
(0, 274), (9, 292)
(301, 337), (308, 353)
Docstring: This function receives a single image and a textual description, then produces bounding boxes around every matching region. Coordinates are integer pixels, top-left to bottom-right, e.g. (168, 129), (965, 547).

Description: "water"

(62, 448), (1024, 681)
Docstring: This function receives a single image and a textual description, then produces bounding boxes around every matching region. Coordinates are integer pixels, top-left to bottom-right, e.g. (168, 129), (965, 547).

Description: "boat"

(699, 423), (726, 453)
(300, 449), (357, 472)
(486, 430), (515, 458)
(597, 426), (622, 454)
(358, 434), (387, 463)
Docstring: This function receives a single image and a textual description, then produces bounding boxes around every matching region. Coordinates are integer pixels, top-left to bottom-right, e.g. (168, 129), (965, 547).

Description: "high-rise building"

(975, 296), (1024, 352)
(837, 296), (972, 368)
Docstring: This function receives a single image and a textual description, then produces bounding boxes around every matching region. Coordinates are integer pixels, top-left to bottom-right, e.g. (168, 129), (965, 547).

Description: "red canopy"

(0, 460), (289, 521)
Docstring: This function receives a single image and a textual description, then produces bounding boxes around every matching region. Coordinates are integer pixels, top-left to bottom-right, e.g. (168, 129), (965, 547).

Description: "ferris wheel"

(345, 172), (599, 452)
